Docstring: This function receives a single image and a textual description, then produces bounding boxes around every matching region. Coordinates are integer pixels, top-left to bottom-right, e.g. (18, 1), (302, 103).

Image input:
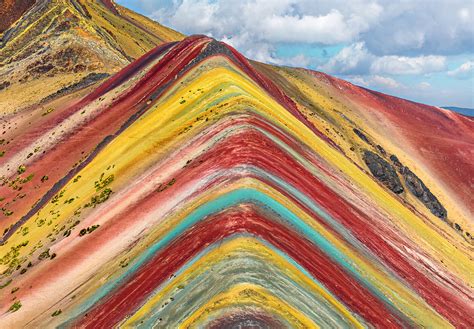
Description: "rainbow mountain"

(0, 1), (473, 328)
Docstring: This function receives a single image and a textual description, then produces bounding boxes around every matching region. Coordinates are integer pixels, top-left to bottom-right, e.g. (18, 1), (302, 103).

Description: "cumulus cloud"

(144, 0), (473, 56)
(371, 55), (446, 75)
(362, 1), (474, 56)
(152, 0), (382, 45)
(370, 75), (402, 88)
(150, 0), (385, 63)
(447, 61), (474, 79)
(319, 42), (372, 74)
(258, 10), (360, 44)
(321, 42), (447, 75)
(347, 75), (402, 89)
(116, 0), (474, 107)
(418, 82), (431, 90)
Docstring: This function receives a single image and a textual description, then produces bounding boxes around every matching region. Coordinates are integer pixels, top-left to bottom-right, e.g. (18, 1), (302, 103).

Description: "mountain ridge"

(0, 0), (183, 114)
(0, 2), (472, 328)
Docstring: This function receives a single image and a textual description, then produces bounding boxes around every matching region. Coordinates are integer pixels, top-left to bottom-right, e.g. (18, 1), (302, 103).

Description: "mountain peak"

(0, 3), (472, 329)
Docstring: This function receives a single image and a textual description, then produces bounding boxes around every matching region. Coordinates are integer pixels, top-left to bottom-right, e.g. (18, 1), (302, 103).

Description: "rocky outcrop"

(363, 150), (404, 194)
(403, 168), (447, 219)
(389, 155), (447, 219)
(353, 128), (370, 144)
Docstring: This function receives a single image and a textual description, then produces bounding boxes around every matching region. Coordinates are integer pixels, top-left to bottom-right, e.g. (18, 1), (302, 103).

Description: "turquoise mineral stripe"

(66, 188), (399, 323)
(138, 233), (362, 328)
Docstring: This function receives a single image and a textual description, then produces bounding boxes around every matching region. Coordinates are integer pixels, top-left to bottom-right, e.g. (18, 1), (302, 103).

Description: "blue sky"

(116, 0), (473, 108)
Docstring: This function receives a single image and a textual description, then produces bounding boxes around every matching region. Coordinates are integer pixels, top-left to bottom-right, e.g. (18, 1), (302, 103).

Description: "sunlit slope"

(254, 63), (473, 236)
(0, 0), (184, 115)
(0, 36), (472, 328)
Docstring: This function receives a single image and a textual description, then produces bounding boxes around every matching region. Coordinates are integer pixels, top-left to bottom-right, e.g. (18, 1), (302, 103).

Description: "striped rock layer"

(0, 0), (184, 114)
(0, 35), (473, 328)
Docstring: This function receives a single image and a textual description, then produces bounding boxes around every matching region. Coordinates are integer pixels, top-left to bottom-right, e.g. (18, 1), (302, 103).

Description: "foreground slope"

(0, 0), (184, 115)
(0, 35), (473, 328)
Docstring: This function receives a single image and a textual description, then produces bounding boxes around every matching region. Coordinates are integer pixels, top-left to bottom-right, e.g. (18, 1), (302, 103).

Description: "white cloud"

(258, 10), (361, 44)
(458, 8), (471, 22)
(447, 61), (474, 79)
(370, 75), (401, 88)
(151, 0), (383, 60)
(319, 42), (373, 74)
(418, 82), (431, 89)
(371, 55), (446, 75)
(116, 0), (474, 108)
(152, 0), (383, 45)
(321, 42), (447, 75)
(348, 75), (402, 89)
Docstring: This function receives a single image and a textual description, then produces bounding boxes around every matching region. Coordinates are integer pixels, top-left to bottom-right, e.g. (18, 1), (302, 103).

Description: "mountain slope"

(0, 0), (36, 32)
(0, 0), (184, 115)
(0, 34), (472, 328)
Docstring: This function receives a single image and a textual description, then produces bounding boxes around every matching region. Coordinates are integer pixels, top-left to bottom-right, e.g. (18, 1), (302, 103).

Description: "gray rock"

(402, 167), (447, 219)
(363, 150), (404, 194)
(353, 128), (371, 144)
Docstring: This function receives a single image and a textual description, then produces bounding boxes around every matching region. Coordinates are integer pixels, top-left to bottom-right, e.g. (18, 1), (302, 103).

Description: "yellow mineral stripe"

(122, 236), (361, 328)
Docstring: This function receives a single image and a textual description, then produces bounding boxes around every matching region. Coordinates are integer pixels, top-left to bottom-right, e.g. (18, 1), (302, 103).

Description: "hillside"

(0, 0), (184, 115)
(0, 3), (473, 329)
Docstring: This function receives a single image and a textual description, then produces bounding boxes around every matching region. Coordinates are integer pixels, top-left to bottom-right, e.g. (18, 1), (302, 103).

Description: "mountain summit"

(0, 2), (473, 328)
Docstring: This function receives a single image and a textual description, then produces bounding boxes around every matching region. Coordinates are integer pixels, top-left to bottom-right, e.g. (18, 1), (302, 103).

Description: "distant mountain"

(0, 2), (473, 328)
(441, 106), (474, 117)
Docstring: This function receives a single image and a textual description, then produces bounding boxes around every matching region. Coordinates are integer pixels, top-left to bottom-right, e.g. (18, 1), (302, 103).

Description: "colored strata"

(0, 0), (184, 114)
(0, 5), (473, 329)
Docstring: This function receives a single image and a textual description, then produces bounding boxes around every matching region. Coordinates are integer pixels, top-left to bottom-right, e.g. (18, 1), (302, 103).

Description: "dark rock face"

(353, 128), (370, 144)
(41, 72), (110, 103)
(402, 167), (447, 219)
(390, 154), (401, 166)
(376, 144), (386, 155)
(0, 81), (11, 91)
(363, 150), (404, 194)
(389, 154), (447, 219)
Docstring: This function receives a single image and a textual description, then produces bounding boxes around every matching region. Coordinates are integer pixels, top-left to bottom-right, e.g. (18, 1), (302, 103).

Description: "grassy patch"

(9, 301), (21, 312)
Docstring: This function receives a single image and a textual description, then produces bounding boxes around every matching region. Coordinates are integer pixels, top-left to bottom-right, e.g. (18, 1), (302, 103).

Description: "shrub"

(9, 301), (21, 312)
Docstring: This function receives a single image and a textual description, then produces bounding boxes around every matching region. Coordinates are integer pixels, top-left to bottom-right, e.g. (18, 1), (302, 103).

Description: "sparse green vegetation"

(3, 209), (13, 216)
(38, 249), (50, 260)
(9, 301), (22, 312)
(0, 279), (12, 289)
(21, 174), (34, 184)
(51, 189), (66, 204)
(42, 108), (54, 116)
(79, 224), (100, 237)
(51, 309), (62, 317)
(94, 174), (114, 191)
(84, 188), (112, 208)
(17, 165), (26, 174)
(156, 178), (177, 193)
(64, 197), (75, 204)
